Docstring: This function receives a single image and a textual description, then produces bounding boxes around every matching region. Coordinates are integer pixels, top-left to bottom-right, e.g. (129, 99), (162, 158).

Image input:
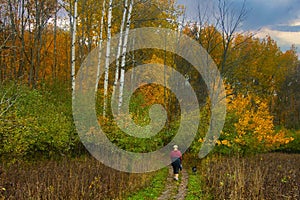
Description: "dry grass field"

(198, 153), (300, 200)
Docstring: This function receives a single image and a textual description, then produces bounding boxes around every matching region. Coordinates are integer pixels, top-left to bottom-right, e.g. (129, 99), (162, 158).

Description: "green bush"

(0, 83), (78, 161)
(277, 129), (300, 153)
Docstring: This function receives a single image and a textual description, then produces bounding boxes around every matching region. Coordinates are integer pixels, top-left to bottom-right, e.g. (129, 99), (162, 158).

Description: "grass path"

(157, 167), (189, 200)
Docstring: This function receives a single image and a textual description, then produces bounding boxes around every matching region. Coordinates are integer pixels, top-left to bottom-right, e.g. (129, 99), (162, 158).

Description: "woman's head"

(173, 145), (178, 150)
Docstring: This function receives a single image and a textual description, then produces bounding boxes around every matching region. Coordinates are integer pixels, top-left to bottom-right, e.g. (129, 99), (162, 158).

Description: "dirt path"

(157, 166), (189, 200)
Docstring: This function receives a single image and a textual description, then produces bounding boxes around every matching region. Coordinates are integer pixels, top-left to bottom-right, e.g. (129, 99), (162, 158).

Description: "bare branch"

(0, 84), (21, 117)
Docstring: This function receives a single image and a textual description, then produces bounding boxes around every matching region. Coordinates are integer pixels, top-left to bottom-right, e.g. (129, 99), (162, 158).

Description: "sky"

(176, 0), (300, 57)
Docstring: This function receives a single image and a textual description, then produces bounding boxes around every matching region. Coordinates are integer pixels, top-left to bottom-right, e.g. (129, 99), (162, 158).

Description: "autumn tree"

(198, 87), (294, 154)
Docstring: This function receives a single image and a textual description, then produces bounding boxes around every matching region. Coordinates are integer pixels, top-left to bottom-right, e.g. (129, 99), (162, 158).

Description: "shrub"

(0, 83), (78, 160)
(197, 92), (294, 155)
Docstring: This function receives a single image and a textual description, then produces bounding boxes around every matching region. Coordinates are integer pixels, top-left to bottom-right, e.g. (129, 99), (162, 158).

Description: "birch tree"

(117, 0), (133, 112)
(95, 0), (106, 92)
(103, 0), (113, 116)
(71, 0), (78, 98)
(112, 0), (129, 100)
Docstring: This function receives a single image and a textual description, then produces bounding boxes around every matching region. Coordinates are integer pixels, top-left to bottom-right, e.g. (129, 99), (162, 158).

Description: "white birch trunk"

(71, 0), (78, 99)
(95, 0), (106, 93)
(118, 0), (133, 111)
(103, 0), (113, 116)
(112, 0), (128, 100)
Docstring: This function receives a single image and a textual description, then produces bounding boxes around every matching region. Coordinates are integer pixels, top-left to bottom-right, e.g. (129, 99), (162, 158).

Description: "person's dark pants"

(171, 158), (181, 174)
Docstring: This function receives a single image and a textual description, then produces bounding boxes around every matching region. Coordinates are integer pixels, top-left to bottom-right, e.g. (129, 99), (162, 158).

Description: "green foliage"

(98, 115), (175, 153)
(185, 173), (209, 200)
(95, 87), (178, 153)
(126, 167), (168, 200)
(0, 83), (78, 161)
(188, 103), (210, 154)
(277, 129), (300, 153)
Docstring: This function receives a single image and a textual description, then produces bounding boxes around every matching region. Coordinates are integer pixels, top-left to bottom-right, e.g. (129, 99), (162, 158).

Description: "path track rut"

(157, 166), (188, 200)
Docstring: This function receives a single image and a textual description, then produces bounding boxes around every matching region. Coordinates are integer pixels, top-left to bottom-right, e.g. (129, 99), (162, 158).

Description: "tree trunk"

(7, 0), (18, 81)
(18, 0), (26, 82)
(71, 0), (78, 98)
(112, 0), (128, 100)
(118, 0), (133, 112)
(217, 0), (247, 74)
(53, 0), (58, 81)
(103, 0), (113, 116)
(95, 0), (106, 93)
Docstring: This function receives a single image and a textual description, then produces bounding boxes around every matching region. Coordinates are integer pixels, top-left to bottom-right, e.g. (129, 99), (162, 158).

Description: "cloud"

(253, 18), (300, 56)
(177, 0), (300, 29)
(176, 0), (300, 57)
(238, 0), (300, 29)
(271, 25), (300, 32)
(255, 27), (300, 58)
(242, 1), (300, 57)
(257, 28), (300, 46)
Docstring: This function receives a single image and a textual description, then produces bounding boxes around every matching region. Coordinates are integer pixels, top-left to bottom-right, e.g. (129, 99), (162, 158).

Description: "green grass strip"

(126, 167), (169, 200)
(185, 170), (212, 200)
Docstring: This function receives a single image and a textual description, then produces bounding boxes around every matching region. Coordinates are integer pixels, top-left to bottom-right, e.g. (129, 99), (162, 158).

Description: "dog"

(192, 166), (197, 174)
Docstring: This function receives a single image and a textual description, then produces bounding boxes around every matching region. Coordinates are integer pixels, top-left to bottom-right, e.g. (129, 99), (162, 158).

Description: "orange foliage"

(229, 94), (293, 146)
(224, 92), (293, 151)
(199, 84), (294, 153)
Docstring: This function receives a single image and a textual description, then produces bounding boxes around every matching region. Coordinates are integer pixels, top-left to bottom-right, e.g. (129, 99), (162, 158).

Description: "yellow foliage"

(198, 84), (294, 153)
(226, 91), (294, 150)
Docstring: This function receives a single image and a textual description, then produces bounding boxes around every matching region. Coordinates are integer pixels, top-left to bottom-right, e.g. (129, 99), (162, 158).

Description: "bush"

(277, 129), (300, 153)
(196, 92), (294, 156)
(0, 83), (78, 161)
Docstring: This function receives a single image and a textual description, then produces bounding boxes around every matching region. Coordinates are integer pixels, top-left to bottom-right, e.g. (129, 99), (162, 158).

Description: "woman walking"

(170, 145), (182, 181)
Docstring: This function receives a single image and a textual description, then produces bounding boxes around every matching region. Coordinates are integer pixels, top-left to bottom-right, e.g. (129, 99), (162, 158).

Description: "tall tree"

(117, 0), (133, 112)
(71, 0), (78, 97)
(103, 0), (113, 116)
(52, 0), (59, 81)
(217, 0), (247, 75)
(95, 0), (106, 93)
(112, 0), (129, 101)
